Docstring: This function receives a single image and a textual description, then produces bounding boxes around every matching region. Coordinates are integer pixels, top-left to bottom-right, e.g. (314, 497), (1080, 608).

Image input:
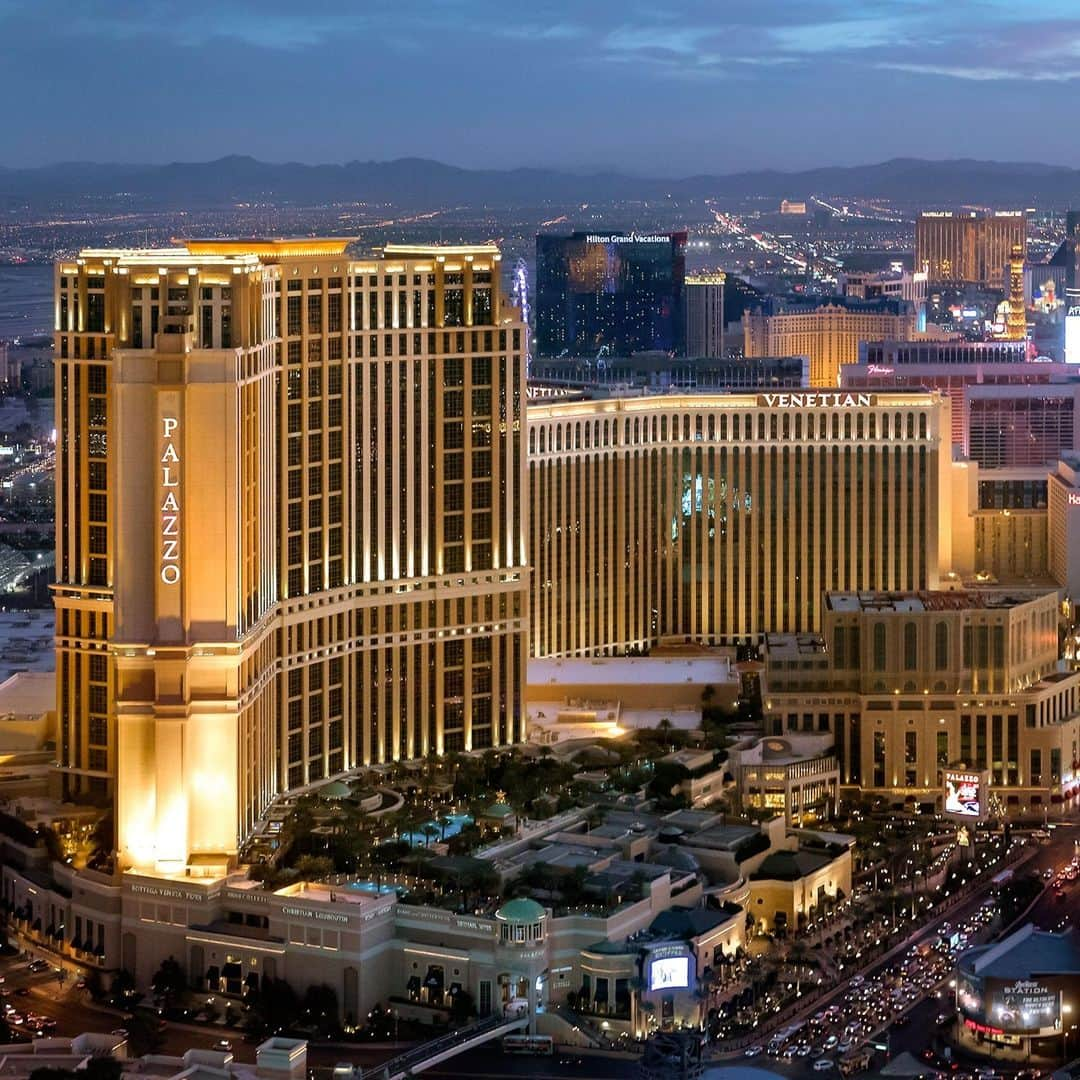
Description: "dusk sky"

(4, 0), (1080, 173)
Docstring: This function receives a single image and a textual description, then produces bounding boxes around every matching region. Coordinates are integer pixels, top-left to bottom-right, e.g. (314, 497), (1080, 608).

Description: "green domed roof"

(318, 780), (354, 800)
(497, 898), (547, 922)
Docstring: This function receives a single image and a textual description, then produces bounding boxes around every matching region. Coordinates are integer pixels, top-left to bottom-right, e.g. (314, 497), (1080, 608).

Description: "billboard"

(649, 956), (690, 992)
(992, 980), (1060, 1034)
(944, 769), (988, 821)
(1066, 306), (1080, 365)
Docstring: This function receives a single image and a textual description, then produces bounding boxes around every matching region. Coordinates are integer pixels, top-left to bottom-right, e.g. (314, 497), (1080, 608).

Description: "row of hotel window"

(58, 282), (496, 341)
(531, 411), (931, 454)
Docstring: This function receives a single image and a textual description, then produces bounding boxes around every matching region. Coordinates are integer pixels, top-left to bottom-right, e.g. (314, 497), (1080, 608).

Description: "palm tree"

(787, 939), (813, 995)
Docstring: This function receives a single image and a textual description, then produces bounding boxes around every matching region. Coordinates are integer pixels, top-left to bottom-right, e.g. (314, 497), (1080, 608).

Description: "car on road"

(813, 1060), (834, 1072)
(214, 1040), (232, 1052)
(744, 1046), (763, 1058)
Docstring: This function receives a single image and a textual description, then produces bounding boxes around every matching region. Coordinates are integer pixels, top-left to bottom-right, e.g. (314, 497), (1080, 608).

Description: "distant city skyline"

(4, 0), (1080, 172)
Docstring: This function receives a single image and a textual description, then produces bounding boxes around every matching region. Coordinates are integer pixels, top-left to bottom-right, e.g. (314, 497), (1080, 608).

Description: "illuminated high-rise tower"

(54, 240), (528, 872)
(1006, 243), (1027, 341)
(915, 210), (1026, 290)
(684, 273), (725, 358)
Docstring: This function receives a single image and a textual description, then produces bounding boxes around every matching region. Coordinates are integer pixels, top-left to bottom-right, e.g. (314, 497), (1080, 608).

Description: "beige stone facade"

(528, 391), (951, 656)
(763, 590), (1080, 812)
(743, 305), (918, 387)
(54, 241), (528, 872)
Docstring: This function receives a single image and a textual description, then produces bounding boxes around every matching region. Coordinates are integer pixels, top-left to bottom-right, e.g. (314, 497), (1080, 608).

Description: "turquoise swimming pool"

(398, 812), (473, 847)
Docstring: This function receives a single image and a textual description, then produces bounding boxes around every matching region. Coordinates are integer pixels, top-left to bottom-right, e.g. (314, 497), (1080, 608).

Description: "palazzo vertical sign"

(160, 416), (181, 585)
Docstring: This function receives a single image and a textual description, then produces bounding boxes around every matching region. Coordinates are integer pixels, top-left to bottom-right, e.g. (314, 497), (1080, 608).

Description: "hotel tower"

(54, 239), (528, 873)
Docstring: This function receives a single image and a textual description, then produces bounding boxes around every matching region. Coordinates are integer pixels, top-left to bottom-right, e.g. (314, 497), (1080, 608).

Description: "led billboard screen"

(992, 979), (1060, 1034)
(1066, 307), (1080, 365)
(944, 769), (987, 820)
(649, 956), (690, 991)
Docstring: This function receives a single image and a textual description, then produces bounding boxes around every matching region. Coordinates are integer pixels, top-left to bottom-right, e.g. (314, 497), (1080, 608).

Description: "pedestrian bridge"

(357, 1013), (530, 1080)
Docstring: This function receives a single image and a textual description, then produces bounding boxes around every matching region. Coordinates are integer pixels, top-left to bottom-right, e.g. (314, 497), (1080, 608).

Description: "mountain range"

(3, 156), (1080, 209)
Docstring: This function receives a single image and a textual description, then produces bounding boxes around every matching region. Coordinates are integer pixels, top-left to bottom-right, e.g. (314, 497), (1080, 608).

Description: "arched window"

(873, 623), (887, 672)
(919, 413), (928, 439)
(904, 621), (918, 670)
(935, 621), (949, 670)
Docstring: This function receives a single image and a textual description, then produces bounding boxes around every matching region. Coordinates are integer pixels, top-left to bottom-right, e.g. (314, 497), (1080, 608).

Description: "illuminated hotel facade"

(915, 210), (1026, 290)
(527, 390), (951, 657)
(763, 590), (1080, 813)
(54, 240), (528, 873)
(743, 301), (918, 388)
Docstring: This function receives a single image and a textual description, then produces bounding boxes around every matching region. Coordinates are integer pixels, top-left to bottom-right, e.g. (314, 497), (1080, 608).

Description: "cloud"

(881, 61), (1080, 82)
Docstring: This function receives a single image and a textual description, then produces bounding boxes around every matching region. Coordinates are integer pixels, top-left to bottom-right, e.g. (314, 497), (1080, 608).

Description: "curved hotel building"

(50, 238), (969, 871)
(528, 391), (951, 656)
(54, 240), (528, 873)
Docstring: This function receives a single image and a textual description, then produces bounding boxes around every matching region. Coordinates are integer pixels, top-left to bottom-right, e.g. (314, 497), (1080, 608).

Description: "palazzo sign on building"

(160, 416), (181, 585)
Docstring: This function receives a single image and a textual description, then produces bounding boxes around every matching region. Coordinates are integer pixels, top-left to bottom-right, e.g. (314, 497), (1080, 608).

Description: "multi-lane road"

(734, 825), (1080, 1079)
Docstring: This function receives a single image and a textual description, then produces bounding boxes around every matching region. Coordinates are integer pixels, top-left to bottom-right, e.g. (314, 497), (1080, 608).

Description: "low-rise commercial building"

(0, 805), (851, 1038)
(763, 590), (1080, 814)
(956, 924), (1080, 1061)
(727, 733), (839, 827)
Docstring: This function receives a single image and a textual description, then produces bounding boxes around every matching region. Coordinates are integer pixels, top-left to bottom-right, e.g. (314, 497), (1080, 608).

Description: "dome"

(496, 898), (547, 923)
(762, 738), (793, 761)
(318, 780), (354, 800)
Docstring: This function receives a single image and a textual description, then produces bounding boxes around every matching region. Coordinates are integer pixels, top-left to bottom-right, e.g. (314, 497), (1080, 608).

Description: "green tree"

(152, 956), (187, 1002)
(294, 854), (334, 880)
(110, 969), (136, 1006)
(302, 984), (339, 1036)
(257, 978), (299, 1033)
(449, 988), (476, 1026)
